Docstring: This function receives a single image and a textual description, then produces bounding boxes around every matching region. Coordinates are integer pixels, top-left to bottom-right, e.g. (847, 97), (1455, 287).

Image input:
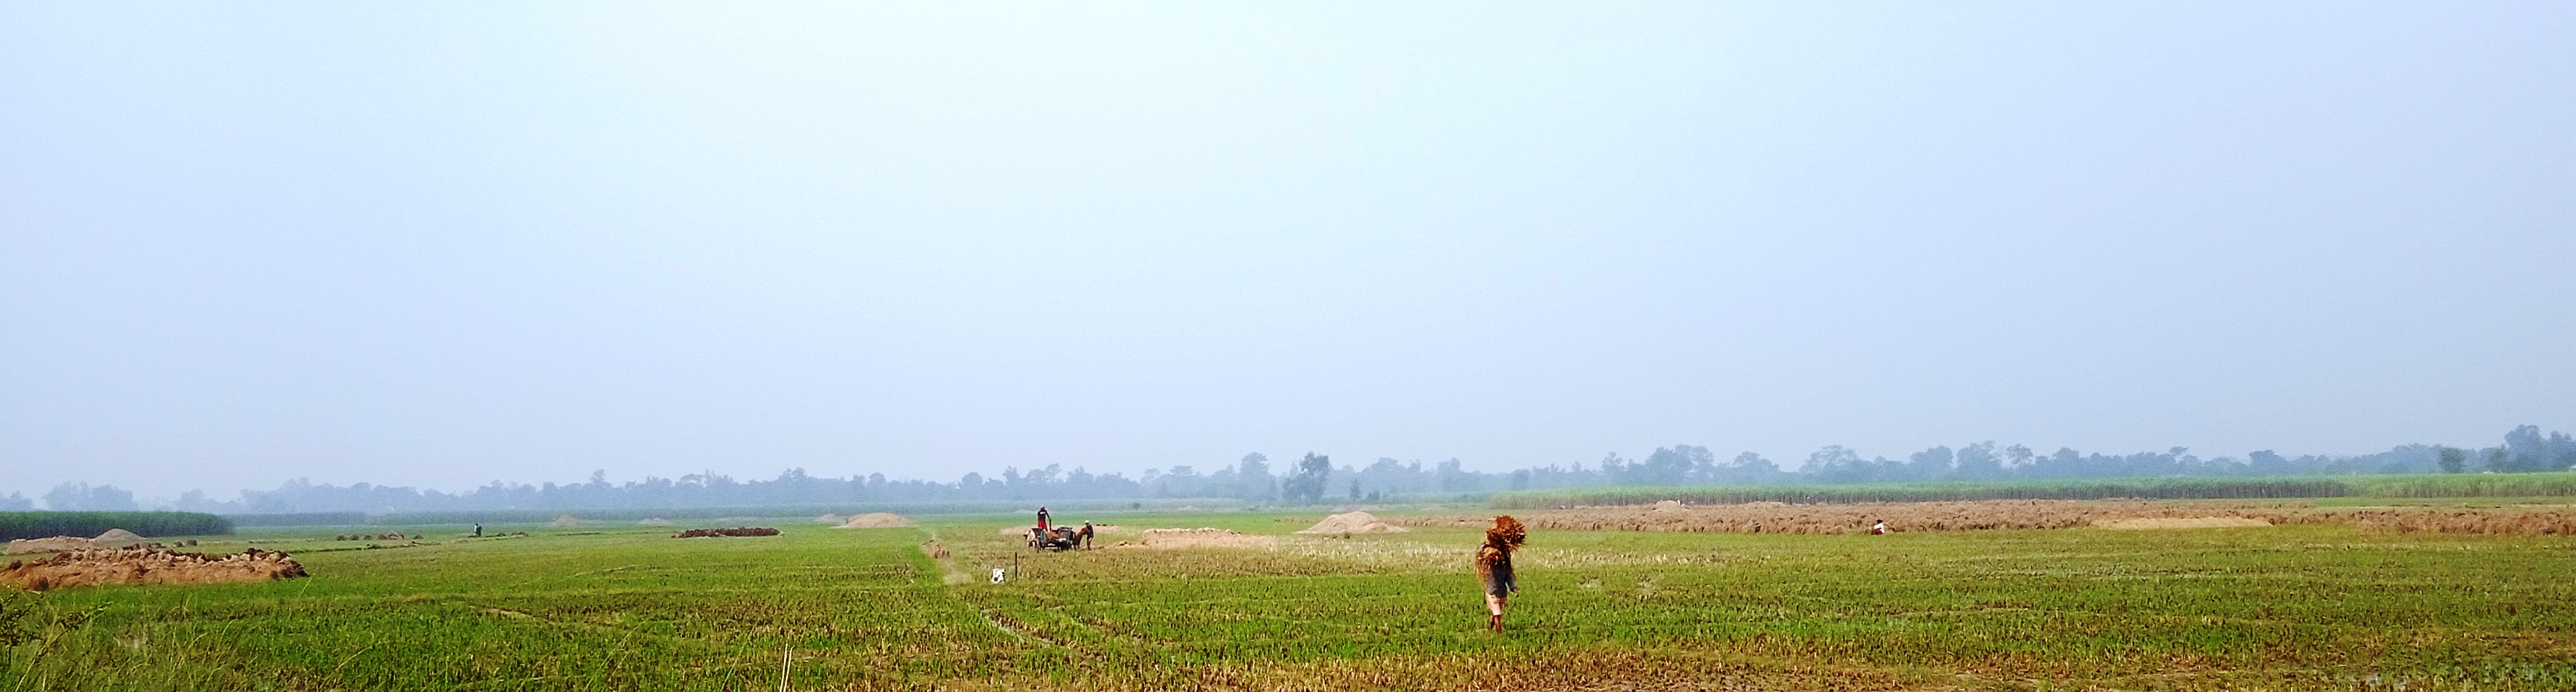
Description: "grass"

(4, 509), (2574, 690)
(1493, 471), (2576, 508)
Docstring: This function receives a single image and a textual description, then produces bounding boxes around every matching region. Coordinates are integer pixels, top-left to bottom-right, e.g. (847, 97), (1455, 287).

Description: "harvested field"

(2097, 517), (2271, 530)
(1398, 499), (2576, 535)
(1296, 511), (1409, 535)
(14, 508), (2576, 690)
(6, 535), (98, 554)
(0, 546), (305, 590)
(672, 527), (780, 538)
(1117, 527), (1276, 550)
(838, 512), (916, 528)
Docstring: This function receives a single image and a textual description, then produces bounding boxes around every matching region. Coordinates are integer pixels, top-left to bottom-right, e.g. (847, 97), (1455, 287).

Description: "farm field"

(7, 503), (2576, 691)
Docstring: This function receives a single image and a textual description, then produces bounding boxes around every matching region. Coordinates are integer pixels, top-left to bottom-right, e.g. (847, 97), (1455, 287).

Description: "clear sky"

(5, 2), (2572, 502)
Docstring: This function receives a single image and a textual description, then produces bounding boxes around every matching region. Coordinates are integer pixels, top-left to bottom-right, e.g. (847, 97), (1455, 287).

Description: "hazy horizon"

(7, 3), (2572, 502)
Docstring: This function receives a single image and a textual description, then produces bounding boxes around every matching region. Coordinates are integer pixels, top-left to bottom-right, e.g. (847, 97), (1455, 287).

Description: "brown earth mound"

(0, 546), (306, 590)
(6, 537), (98, 554)
(1118, 528), (1276, 550)
(838, 513), (916, 528)
(93, 528), (149, 546)
(1295, 511), (1409, 535)
(674, 527), (780, 538)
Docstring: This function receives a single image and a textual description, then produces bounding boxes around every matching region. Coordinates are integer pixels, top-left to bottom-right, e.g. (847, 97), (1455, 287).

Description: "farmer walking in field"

(1476, 515), (1526, 633)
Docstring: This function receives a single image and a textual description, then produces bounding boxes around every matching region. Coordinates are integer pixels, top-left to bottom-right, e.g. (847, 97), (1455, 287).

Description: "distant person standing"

(1079, 521), (1095, 548)
(1036, 507), (1051, 532)
(1475, 515), (1527, 633)
(473, 523), (483, 538)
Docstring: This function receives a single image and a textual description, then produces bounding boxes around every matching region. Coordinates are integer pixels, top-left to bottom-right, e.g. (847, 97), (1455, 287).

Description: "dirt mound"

(2097, 517), (2273, 530)
(1119, 528), (1276, 550)
(6, 537), (99, 554)
(1650, 500), (1687, 512)
(93, 528), (148, 546)
(674, 527), (780, 538)
(0, 546), (306, 590)
(838, 513), (916, 528)
(1295, 512), (1409, 535)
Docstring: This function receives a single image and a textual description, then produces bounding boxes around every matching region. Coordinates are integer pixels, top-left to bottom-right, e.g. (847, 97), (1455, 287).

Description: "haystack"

(6, 537), (98, 554)
(1123, 528), (1276, 550)
(1295, 511), (1409, 535)
(94, 528), (149, 546)
(1, 546), (306, 590)
(838, 512), (915, 528)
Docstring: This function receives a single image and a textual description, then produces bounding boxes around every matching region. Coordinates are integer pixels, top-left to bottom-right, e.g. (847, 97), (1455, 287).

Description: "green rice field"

(7, 504), (2576, 691)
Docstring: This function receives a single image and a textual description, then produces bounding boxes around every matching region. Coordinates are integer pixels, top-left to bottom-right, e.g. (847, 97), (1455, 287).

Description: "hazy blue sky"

(6, 2), (2572, 502)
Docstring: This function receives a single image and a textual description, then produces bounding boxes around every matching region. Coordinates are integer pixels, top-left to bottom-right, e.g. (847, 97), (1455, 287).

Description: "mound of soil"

(1120, 528), (1277, 550)
(1295, 512), (1409, 535)
(2096, 517), (2271, 530)
(1650, 500), (1687, 512)
(94, 528), (150, 546)
(0, 546), (306, 591)
(6, 537), (99, 554)
(674, 527), (780, 538)
(838, 513), (916, 528)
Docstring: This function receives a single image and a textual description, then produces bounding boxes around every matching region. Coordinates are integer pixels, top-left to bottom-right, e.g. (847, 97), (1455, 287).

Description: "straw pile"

(674, 527), (780, 538)
(1295, 511), (1409, 535)
(0, 546), (306, 590)
(838, 513), (916, 528)
(2097, 517), (2271, 530)
(1119, 528), (1276, 550)
(6, 536), (98, 554)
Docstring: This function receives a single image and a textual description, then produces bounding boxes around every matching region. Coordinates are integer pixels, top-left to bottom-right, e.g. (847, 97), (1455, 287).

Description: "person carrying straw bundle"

(1475, 515), (1526, 633)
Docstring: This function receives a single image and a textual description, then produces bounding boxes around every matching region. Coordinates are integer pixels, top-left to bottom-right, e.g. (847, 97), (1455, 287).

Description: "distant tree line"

(28, 426), (2575, 514)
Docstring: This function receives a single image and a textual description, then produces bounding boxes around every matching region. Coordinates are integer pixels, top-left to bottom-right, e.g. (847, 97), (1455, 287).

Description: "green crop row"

(0, 511), (232, 542)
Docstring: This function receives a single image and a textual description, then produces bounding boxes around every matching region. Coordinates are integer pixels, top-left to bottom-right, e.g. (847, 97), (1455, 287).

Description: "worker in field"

(1079, 520), (1095, 549)
(1036, 506), (1051, 533)
(1475, 515), (1526, 633)
(1870, 519), (1889, 535)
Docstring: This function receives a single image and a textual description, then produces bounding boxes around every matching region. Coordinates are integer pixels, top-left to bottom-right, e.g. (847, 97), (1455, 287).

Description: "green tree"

(2437, 446), (2467, 473)
(1281, 453), (1331, 505)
